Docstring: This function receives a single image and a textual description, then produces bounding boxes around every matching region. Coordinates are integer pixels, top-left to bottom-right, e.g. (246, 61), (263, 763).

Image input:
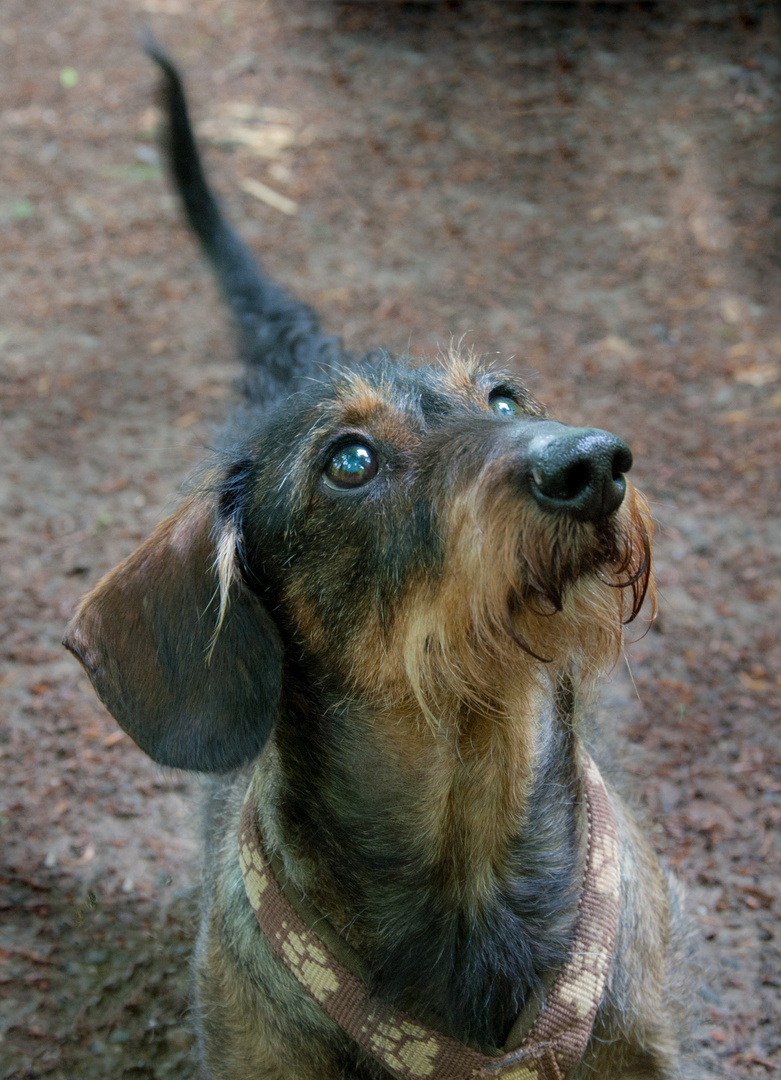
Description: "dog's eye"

(323, 443), (379, 489)
(489, 391), (520, 417)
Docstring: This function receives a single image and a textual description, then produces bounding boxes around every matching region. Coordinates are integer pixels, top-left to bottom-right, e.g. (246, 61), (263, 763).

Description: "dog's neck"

(257, 677), (586, 1050)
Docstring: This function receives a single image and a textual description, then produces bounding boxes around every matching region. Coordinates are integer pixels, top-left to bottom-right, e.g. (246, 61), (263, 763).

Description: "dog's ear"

(63, 493), (282, 772)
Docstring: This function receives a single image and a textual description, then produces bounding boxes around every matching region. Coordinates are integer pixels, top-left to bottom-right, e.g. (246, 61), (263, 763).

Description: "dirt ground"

(1, 2), (779, 1077)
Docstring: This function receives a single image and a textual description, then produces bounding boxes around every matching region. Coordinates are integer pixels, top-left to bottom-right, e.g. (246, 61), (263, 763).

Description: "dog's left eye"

(323, 443), (379, 489)
(489, 391), (520, 417)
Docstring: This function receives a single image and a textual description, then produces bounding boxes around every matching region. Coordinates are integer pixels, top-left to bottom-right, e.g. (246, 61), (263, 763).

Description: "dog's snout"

(526, 426), (633, 523)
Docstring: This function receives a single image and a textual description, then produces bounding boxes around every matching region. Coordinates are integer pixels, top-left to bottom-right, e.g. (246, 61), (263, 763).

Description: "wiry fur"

(63, 47), (694, 1080)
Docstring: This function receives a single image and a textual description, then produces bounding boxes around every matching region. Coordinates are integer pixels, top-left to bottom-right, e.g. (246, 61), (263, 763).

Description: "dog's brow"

(417, 385), (453, 420)
(326, 375), (425, 442)
(338, 391), (393, 427)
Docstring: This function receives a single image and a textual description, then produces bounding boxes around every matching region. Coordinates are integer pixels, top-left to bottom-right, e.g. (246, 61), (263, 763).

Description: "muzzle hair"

(401, 479), (655, 721)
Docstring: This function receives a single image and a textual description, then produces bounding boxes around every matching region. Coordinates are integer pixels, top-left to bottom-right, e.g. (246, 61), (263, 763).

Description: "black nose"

(527, 426), (633, 523)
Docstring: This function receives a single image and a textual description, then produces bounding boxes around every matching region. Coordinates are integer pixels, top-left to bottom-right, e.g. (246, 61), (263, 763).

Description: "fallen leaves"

(733, 364), (780, 386)
(197, 103), (301, 159)
(738, 886), (773, 910)
(738, 671), (772, 694)
(59, 844), (96, 868)
(239, 177), (298, 216)
(595, 334), (639, 361)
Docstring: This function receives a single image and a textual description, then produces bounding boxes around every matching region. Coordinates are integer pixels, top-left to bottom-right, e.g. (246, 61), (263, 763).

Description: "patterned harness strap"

(237, 751), (620, 1080)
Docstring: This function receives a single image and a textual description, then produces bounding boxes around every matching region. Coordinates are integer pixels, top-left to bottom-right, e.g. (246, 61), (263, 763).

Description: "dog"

(64, 46), (694, 1080)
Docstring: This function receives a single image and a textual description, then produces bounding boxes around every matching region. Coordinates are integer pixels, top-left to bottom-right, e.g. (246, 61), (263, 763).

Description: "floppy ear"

(63, 494), (282, 772)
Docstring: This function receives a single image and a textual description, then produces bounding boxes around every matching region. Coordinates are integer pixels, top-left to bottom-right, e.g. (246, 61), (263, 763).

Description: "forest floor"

(1, 2), (779, 1077)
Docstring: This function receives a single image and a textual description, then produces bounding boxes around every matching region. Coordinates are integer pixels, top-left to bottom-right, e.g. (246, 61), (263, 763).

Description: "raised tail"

(143, 36), (344, 404)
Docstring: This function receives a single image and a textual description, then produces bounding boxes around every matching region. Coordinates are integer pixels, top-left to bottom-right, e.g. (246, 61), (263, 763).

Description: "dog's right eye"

(323, 443), (379, 489)
(489, 390), (521, 417)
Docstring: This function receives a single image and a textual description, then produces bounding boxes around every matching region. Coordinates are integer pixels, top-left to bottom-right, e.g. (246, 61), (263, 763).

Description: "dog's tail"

(143, 36), (343, 403)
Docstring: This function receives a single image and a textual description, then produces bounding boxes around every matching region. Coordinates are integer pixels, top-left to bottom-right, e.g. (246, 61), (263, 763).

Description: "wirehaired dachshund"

(65, 45), (694, 1080)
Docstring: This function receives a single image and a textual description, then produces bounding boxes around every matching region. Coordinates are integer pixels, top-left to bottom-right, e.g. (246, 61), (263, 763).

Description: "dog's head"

(64, 348), (653, 771)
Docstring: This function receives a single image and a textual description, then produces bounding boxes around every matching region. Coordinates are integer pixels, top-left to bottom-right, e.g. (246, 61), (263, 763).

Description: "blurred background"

(1, 2), (779, 1076)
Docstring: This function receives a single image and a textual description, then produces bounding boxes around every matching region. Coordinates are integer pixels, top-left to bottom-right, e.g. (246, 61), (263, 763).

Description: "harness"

(238, 752), (620, 1080)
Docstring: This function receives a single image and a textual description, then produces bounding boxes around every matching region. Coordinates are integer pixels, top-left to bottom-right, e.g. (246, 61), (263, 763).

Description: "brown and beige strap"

(238, 751), (620, 1080)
